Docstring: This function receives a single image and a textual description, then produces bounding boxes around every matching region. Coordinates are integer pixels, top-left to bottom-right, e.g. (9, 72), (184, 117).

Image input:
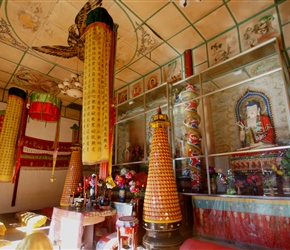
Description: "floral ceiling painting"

(0, 18), (27, 49)
(136, 23), (163, 57)
(13, 68), (60, 95)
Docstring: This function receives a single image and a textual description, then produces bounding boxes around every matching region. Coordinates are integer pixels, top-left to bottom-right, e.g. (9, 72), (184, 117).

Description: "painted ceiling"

(0, 0), (289, 110)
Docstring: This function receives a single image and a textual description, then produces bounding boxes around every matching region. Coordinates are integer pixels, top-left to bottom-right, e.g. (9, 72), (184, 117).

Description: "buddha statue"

(237, 100), (275, 149)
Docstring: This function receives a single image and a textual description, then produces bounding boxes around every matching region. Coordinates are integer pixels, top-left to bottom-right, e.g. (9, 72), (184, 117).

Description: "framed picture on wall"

(145, 70), (161, 91)
(162, 58), (182, 84)
(117, 87), (128, 104)
(239, 13), (279, 51)
(130, 80), (143, 98)
(208, 29), (239, 67)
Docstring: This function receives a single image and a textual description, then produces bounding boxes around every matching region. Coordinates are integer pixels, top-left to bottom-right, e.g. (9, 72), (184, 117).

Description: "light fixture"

(178, 0), (201, 7)
(234, 69), (243, 75)
(58, 73), (83, 98)
(179, 0), (189, 7)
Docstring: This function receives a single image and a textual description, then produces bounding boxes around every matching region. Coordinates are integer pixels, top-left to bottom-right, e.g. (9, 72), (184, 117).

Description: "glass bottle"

(226, 169), (236, 195)
(210, 178), (217, 194)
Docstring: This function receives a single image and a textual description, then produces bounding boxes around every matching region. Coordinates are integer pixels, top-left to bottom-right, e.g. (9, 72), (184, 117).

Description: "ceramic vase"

(119, 187), (126, 202)
(252, 181), (258, 196)
(90, 187), (95, 199)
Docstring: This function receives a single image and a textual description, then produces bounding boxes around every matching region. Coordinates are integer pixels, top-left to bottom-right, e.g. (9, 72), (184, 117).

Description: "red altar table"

(188, 195), (290, 249)
(49, 206), (116, 250)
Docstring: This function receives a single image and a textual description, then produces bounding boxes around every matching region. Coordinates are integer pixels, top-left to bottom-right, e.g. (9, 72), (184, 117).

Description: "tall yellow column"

(82, 7), (115, 166)
(0, 87), (26, 182)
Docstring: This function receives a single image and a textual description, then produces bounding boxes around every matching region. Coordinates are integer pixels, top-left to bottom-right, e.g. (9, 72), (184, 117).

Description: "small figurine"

(124, 141), (131, 162)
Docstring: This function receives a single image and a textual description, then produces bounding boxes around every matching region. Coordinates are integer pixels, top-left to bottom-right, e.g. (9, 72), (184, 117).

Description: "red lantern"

(29, 93), (61, 122)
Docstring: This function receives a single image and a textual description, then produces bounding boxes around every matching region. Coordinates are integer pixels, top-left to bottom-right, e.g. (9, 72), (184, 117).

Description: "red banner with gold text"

(20, 135), (72, 168)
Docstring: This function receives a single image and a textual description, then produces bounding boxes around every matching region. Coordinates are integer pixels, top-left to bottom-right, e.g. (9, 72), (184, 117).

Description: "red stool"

(116, 216), (138, 250)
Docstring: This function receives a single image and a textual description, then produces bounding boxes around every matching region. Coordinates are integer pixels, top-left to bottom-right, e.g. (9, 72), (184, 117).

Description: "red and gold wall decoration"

(20, 136), (71, 168)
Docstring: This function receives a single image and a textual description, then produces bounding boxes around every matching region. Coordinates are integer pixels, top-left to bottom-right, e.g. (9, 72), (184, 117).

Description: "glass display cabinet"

(171, 37), (290, 196)
(114, 37), (290, 197)
(114, 82), (169, 173)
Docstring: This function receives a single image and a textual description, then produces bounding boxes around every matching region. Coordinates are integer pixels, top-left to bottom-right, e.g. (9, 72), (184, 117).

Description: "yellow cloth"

(82, 22), (113, 165)
(0, 95), (25, 181)
(0, 222), (6, 236)
(15, 232), (53, 250)
(0, 240), (11, 248)
(15, 211), (47, 229)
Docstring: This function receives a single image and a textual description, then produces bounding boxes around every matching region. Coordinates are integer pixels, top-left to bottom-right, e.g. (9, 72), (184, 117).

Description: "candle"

(95, 175), (98, 199)
(83, 176), (86, 194)
(72, 192), (74, 204)
(83, 176), (86, 206)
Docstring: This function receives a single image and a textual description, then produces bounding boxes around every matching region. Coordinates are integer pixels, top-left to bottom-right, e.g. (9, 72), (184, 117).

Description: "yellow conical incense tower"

(60, 144), (83, 206)
(143, 107), (183, 249)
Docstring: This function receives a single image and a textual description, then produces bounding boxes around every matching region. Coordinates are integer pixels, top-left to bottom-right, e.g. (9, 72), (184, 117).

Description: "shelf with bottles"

(175, 151), (290, 197)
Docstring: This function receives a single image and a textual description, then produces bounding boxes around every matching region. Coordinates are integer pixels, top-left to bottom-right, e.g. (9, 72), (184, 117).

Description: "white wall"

(0, 169), (67, 214)
(0, 102), (79, 214)
(26, 117), (77, 142)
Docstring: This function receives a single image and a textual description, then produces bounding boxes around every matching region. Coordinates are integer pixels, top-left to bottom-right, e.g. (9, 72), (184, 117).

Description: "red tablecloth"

(191, 195), (290, 249)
